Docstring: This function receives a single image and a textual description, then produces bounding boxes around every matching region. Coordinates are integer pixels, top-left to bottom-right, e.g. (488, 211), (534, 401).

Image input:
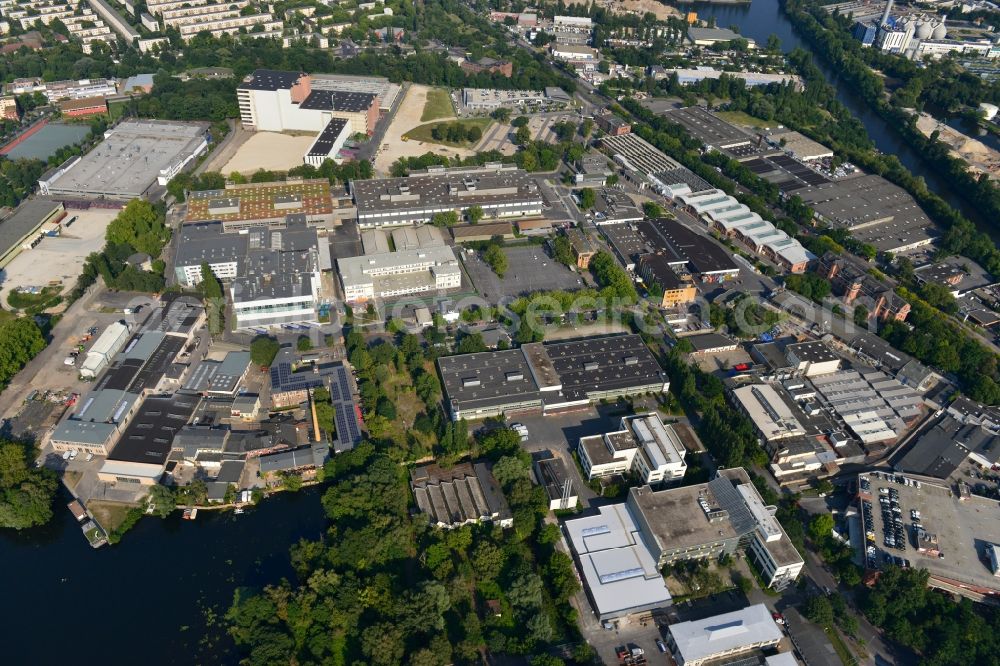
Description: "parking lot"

(859, 471), (1000, 593)
(460, 244), (585, 302)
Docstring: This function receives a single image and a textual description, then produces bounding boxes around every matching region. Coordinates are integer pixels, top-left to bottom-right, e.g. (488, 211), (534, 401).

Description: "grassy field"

(715, 110), (776, 130)
(404, 118), (492, 148)
(88, 501), (135, 532)
(421, 88), (455, 122)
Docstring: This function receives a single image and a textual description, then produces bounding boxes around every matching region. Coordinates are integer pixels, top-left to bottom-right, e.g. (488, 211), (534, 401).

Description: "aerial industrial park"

(3, 0), (1000, 664)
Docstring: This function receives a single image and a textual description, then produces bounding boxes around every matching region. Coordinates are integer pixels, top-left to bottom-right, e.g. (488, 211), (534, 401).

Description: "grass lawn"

(404, 118), (492, 148)
(7, 286), (63, 314)
(88, 500), (135, 532)
(715, 110), (775, 130)
(421, 87), (455, 122)
(108, 99), (129, 121)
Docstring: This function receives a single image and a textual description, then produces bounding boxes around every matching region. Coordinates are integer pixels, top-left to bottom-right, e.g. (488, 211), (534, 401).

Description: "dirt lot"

(565, 0), (680, 19)
(221, 132), (317, 175)
(373, 84), (475, 175)
(0, 207), (118, 306)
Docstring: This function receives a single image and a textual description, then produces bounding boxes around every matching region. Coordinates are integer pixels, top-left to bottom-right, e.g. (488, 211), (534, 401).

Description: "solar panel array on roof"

(708, 476), (758, 536)
(330, 364), (361, 450)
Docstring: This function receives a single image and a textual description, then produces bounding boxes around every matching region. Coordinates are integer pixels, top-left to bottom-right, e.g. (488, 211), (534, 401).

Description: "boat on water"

(182, 508), (198, 520)
(234, 507), (245, 515)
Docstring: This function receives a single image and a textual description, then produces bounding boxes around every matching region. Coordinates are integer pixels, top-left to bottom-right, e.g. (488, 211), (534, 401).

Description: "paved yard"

(461, 244), (585, 302)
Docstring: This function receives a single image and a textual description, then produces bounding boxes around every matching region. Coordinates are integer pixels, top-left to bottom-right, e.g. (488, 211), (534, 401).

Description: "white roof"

(765, 653), (799, 666)
(668, 604), (782, 665)
(98, 459), (165, 479)
(731, 384), (806, 440)
(564, 503), (671, 617)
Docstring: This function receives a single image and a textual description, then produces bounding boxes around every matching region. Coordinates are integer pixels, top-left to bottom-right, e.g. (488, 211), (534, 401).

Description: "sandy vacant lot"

(916, 112), (1000, 180)
(221, 132), (316, 175)
(564, 0), (680, 19)
(374, 84), (475, 175)
(0, 207), (118, 304)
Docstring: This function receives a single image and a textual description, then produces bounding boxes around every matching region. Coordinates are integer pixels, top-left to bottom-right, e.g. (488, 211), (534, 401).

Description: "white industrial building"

(731, 384), (807, 442)
(785, 340), (841, 377)
(564, 502), (672, 621)
(236, 69), (379, 136)
(80, 321), (131, 379)
(675, 189), (814, 273)
(578, 413), (688, 484)
(337, 245), (461, 303)
(665, 604), (783, 666)
(551, 44), (598, 61)
(303, 117), (351, 167)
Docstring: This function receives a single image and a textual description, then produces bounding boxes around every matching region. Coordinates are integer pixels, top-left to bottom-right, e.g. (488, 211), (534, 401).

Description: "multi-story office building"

(173, 220), (326, 330)
(237, 69), (379, 136)
(578, 413), (688, 484)
(337, 245), (461, 303)
(627, 468), (804, 589)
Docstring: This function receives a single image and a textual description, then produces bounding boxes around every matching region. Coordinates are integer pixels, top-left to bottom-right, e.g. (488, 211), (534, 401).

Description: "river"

(0, 488), (327, 665)
(681, 0), (992, 232)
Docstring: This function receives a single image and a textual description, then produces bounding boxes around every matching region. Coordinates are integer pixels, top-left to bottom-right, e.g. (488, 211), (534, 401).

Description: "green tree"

(515, 125), (531, 145)
(296, 336), (312, 352)
(552, 235), (574, 266)
(199, 262), (225, 334)
(643, 201), (664, 218)
(147, 484), (176, 518)
(578, 187), (596, 210)
(465, 205), (484, 224)
(0, 441), (57, 530)
(483, 244), (508, 278)
(430, 211), (459, 227)
(250, 336), (280, 367)
(803, 594), (835, 628)
(282, 473), (304, 492)
(105, 200), (170, 257)
(808, 513), (835, 542)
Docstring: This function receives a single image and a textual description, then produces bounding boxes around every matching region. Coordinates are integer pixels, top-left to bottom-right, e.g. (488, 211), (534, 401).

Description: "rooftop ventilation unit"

(461, 377), (480, 388)
(584, 361), (599, 371)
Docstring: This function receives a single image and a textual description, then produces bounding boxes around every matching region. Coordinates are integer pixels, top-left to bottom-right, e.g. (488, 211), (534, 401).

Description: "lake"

(0, 488), (327, 665)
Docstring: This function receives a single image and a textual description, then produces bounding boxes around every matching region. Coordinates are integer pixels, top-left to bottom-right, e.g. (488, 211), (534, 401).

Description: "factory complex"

(38, 120), (209, 200)
(437, 334), (669, 420)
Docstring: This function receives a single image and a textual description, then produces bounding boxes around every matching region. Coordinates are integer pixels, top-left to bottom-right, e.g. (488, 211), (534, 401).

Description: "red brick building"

(461, 57), (514, 78)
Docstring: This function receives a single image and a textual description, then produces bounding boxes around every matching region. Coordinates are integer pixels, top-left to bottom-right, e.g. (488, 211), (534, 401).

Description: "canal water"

(0, 488), (328, 665)
(681, 0), (993, 233)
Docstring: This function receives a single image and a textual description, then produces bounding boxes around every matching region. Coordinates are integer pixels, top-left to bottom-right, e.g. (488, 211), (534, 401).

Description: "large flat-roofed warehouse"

(564, 502), (672, 620)
(38, 120), (209, 199)
(799, 175), (937, 253)
(0, 199), (66, 267)
(98, 393), (200, 486)
(637, 217), (739, 282)
(184, 178), (336, 231)
(351, 165), (544, 228)
(438, 334), (669, 420)
(662, 106), (756, 152)
(856, 470), (1000, 601)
